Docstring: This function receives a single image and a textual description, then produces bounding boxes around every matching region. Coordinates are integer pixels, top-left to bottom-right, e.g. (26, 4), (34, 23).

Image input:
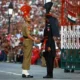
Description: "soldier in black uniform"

(41, 2), (60, 78)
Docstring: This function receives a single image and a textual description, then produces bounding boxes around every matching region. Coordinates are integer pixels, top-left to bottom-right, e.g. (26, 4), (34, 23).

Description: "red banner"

(65, 0), (77, 13)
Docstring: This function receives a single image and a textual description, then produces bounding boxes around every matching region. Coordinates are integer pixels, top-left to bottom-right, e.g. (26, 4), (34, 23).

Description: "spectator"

(31, 46), (40, 64)
(54, 48), (61, 68)
(16, 44), (23, 63)
(0, 49), (7, 62)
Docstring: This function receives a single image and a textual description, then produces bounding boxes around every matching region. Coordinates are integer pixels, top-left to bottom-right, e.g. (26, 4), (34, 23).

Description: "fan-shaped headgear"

(20, 4), (31, 18)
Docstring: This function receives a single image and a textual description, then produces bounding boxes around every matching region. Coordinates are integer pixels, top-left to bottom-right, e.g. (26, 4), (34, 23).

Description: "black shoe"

(43, 75), (53, 78)
(71, 69), (74, 73)
(22, 74), (33, 78)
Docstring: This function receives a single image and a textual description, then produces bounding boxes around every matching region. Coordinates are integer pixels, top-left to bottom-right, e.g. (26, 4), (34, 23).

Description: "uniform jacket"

(42, 14), (60, 57)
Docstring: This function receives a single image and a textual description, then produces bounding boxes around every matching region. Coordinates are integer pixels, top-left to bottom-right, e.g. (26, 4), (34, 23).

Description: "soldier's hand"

(34, 39), (40, 43)
(48, 47), (51, 52)
(53, 36), (57, 41)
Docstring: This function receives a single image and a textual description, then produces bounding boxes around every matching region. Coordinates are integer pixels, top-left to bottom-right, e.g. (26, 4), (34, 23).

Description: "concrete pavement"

(0, 62), (80, 80)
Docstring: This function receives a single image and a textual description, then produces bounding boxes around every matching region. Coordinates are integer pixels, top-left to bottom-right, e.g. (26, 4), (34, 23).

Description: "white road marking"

(0, 70), (21, 76)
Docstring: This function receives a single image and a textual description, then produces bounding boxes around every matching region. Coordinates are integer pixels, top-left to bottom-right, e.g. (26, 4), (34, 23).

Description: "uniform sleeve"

(49, 17), (60, 37)
(26, 26), (30, 35)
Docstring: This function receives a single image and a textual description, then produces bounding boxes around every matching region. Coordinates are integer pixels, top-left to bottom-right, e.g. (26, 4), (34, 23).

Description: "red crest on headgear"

(20, 4), (31, 18)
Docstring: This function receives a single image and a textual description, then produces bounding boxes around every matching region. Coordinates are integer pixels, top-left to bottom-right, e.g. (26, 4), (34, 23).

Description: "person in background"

(31, 46), (40, 65)
(41, 2), (60, 78)
(54, 46), (61, 68)
(16, 44), (23, 63)
(20, 4), (40, 78)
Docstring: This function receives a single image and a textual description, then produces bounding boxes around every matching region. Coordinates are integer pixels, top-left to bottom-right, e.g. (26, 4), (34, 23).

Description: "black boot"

(43, 75), (53, 78)
(22, 74), (33, 78)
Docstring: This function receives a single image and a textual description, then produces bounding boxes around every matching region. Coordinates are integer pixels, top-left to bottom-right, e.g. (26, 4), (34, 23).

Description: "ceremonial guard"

(20, 4), (40, 78)
(41, 2), (60, 78)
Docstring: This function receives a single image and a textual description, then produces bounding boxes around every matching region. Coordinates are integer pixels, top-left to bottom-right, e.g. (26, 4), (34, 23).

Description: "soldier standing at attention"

(41, 2), (60, 78)
(20, 4), (40, 78)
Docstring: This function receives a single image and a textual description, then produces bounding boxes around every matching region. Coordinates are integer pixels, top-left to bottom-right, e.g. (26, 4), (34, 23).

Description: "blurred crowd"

(0, 33), (61, 68)
(30, 0), (61, 31)
(0, 0), (61, 68)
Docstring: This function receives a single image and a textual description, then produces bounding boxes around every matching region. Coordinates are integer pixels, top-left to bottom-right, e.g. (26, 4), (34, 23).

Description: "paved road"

(0, 62), (80, 80)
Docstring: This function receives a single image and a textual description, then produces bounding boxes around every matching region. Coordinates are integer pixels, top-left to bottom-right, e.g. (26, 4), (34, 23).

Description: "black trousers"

(43, 51), (55, 77)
